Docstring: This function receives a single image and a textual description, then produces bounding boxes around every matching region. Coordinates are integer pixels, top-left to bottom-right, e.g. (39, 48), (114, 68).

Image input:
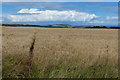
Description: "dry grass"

(2, 26), (118, 78)
(0, 26), (2, 79)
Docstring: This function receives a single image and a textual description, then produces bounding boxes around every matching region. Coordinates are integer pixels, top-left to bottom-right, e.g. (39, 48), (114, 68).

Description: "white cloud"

(7, 9), (99, 22)
(106, 16), (118, 20)
(0, 14), (3, 23)
(89, 20), (104, 23)
(17, 8), (40, 14)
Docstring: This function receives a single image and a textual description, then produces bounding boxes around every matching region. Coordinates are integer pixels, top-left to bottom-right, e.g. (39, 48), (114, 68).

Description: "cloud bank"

(7, 8), (99, 22)
(89, 20), (104, 23)
(106, 16), (118, 20)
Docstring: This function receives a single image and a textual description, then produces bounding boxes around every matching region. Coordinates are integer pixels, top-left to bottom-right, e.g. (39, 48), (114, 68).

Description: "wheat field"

(2, 26), (118, 78)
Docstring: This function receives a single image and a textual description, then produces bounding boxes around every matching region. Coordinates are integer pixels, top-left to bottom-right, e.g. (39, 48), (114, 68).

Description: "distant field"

(2, 26), (118, 78)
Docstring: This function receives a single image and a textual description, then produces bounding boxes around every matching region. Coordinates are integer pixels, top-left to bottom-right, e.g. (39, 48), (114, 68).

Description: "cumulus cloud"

(17, 8), (40, 14)
(106, 16), (118, 20)
(7, 8), (99, 22)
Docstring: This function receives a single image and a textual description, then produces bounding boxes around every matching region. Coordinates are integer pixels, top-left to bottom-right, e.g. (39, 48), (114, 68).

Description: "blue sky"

(2, 0), (120, 2)
(1, 2), (118, 26)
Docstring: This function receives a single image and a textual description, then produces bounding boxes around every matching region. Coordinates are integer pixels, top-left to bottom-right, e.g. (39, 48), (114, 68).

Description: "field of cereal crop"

(2, 26), (118, 78)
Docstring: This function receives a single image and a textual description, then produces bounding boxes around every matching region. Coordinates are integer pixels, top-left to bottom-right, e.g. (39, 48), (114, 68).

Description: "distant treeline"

(72, 26), (120, 29)
(2, 24), (72, 28)
(2, 24), (120, 29)
(2, 24), (51, 27)
(84, 26), (120, 29)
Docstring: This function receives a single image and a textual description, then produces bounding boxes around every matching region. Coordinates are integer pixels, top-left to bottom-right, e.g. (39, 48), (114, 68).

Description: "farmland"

(2, 26), (118, 78)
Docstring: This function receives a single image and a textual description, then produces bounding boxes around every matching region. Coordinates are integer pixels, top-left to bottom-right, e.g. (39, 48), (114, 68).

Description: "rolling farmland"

(2, 26), (118, 78)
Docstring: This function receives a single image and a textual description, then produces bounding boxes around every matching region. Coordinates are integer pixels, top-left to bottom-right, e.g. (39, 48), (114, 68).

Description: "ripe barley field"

(2, 26), (118, 78)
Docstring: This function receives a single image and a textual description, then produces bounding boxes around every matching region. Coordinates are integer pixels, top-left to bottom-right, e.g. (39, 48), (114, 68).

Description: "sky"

(1, 2), (118, 26)
(1, 0), (120, 2)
